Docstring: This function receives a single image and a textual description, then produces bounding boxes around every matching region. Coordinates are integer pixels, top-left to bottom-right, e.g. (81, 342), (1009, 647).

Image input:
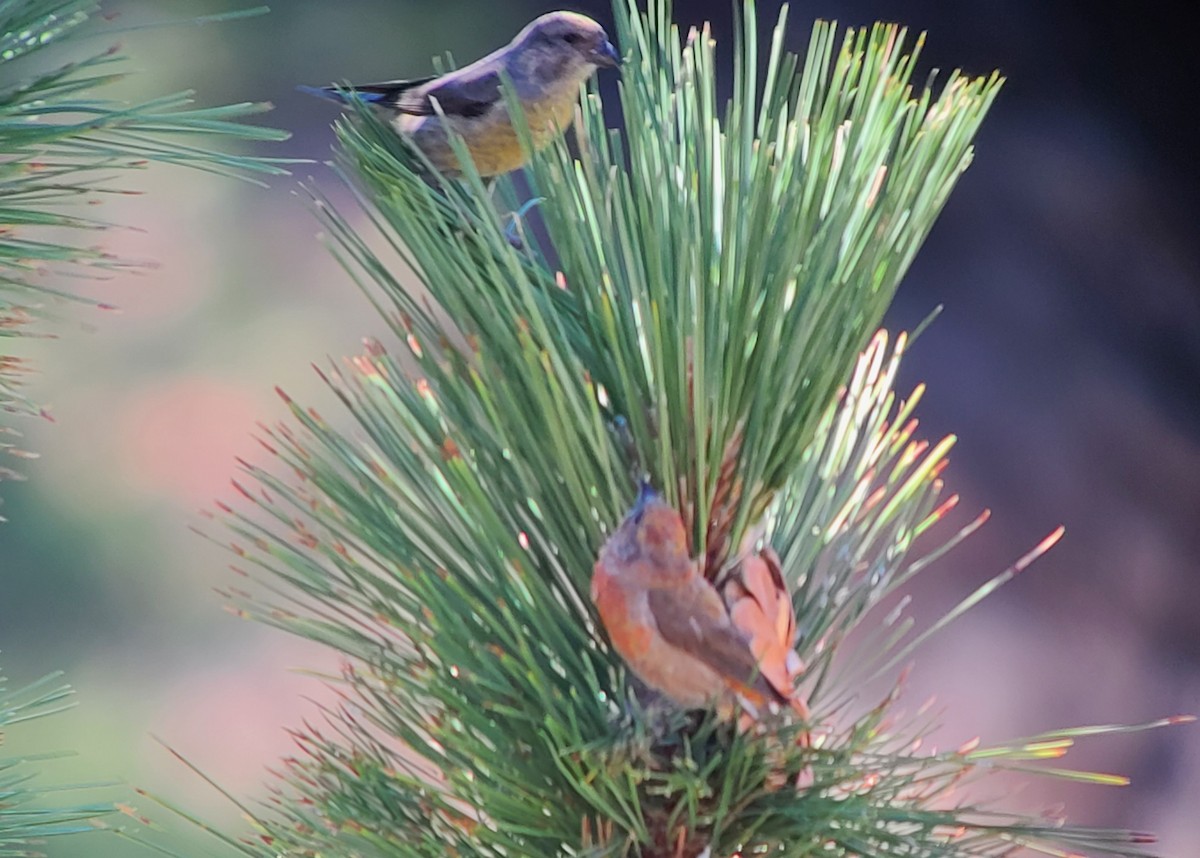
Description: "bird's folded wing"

(371, 69), (504, 119)
(646, 585), (784, 703)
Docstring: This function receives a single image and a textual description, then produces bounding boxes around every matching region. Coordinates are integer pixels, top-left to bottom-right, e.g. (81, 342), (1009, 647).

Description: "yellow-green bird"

(301, 11), (621, 178)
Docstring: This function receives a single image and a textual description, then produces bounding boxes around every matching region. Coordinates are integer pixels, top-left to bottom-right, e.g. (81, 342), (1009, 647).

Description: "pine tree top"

(197, 2), (1189, 857)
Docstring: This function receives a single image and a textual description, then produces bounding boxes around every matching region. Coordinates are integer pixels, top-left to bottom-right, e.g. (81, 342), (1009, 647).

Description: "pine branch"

(202, 2), (1190, 857)
(0, 665), (116, 854)
(0, 0), (293, 498)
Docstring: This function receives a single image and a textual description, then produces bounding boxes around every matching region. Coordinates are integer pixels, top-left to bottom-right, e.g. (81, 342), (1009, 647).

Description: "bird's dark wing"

(407, 68), (504, 119)
(301, 67), (505, 119)
(647, 584), (786, 704)
(329, 68), (504, 119)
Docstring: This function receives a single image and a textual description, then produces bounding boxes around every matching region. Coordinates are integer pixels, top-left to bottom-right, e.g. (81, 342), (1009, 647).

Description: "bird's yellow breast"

(395, 81), (581, 178)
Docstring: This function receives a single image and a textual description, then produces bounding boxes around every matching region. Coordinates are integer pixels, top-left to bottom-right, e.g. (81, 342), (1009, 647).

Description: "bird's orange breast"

(591, 566), (654, 654)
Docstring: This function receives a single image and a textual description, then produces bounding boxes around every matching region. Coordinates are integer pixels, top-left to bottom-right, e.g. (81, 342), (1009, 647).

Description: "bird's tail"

(295, 84), (388, 105)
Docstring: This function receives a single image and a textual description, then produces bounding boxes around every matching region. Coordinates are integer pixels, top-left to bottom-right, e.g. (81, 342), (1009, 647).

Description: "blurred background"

(1, 0), (1196, 854)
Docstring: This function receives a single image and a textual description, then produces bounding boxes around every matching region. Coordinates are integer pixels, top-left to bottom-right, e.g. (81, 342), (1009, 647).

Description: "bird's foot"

(502, 196), (545, 249)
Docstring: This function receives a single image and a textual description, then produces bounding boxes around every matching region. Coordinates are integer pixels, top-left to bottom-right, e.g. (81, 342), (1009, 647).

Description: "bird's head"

(604, 482), (690, 575)
(515, 11), (622, 81)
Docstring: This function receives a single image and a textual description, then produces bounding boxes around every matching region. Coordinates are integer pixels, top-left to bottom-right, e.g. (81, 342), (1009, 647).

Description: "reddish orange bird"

(591, 484), (807, 720)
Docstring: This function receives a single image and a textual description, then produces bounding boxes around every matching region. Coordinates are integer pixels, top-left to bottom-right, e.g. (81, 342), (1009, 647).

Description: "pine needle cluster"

(1, 2), (286, 854)
(0, 667), (111, 854)
(0, 0), (288, 497)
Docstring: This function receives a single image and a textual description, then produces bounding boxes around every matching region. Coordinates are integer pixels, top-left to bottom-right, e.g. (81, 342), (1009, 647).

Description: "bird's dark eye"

(563, 32), (583, 44)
